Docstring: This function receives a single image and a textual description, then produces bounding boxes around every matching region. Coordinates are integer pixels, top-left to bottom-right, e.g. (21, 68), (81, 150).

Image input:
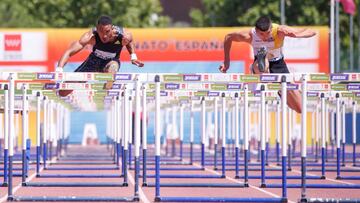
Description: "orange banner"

(0, 27), (329, 73)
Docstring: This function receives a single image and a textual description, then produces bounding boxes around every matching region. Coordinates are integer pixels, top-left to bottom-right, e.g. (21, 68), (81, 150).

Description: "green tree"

(0, 0), (170, 28)
(190, 0), (360, 72)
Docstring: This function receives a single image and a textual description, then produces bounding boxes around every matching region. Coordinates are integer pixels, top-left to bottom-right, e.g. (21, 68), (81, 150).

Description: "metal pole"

(243, 84), (249, 187)
(142, 84), (148, 186)
(8, 73), (15, 200)
(300, 75), (308, 201)
(330, 0), (335, 73)
(235, 93), (240, 179)
(281, 75), (288, 201)
(336, 93), (341, 179)
(214, 97), (218, 170)
(154, 75), (161, 200)
(21, 84), (28, 183)
(335, 0), (340, 72)
(201, 97), (206, 169)
(134, 78), (141, 200)
(350, 15), (354, 72)
(280, 0), (286, 25)
(3, 84), (9, 186)
(221, 93), (226, 178)
(260, 85), (266, 187)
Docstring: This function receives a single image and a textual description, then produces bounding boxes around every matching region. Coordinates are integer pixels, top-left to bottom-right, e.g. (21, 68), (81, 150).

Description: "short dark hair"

(97, 15), (112, 26)
(255, 16), (271, 32)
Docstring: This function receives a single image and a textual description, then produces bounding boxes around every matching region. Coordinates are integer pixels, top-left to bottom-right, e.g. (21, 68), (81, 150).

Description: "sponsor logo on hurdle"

(165, 83), (180, 89)
(211, 84), (227, 90)
(331, 84), (347, 91)
(44, 83), (59, 89)
(115, 74), (132, 80)
(330, 74), (349, 81)
(108, 91), (119, 96)
(17, 73), (37, 80)
(240, 75), (259, 82)
(95, 73), (113, 81)
(227, 83), (241, 90)
(253, 90), (261, 97)
(260, 75), (278, 82)
(287, 83), (299, 90)
(183, 74), (201, 81)
(163, 75), (183, 82)
(351, 74), (358, 80)
(194, 91), (208, 96)
(347, 84), (360, 91)
(208, 91), (220, 97)
(160, 91), (168, 96)
(37, 73), (55, 80)
(310, 74), (329, 81)
(307, 92), (319, 97)
(112, 84), (121, 89)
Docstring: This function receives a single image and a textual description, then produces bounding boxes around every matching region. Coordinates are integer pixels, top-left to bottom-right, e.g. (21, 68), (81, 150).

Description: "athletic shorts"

(269, 58), (290, 74)
(253, 57), (290, 74)
(74, 54), (120, 72)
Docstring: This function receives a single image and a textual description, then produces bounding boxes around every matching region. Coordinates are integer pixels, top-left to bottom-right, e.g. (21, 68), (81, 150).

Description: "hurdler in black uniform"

(75, 25), (124, 72)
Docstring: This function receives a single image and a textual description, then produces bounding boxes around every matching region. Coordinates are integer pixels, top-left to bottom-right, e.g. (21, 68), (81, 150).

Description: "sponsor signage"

(114, 74), (132, 80)
(37, 73), (55, 80)
(183, 74), (201, 81)
(260, 75), (278, 82)
(330, 74), (349, 81)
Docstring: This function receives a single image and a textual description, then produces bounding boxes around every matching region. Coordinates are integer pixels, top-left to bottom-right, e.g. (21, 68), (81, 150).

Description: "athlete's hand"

(131, 59), (144, 67)
(219, 62), (229, 73)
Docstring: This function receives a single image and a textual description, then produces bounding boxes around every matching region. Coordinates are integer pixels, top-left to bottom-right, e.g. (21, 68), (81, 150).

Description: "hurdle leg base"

(123, 182), (128, 186)
(142, 183), (148, 187)
(234, 175), (240, 179)
(133, 196), (140, 201)
(336, 176), (342, 180)
(299, 198), (307, 203)
(213, 167), (218, 170)
(287, 168), (292, 171)
(244, 183), (249, 187)
(281, 198), (288, 203)
(2, 182), (8, 187)
(260, 183), (266, 188)
(7, 196), (14, 201)
(220, 175), (226, 178)
(155, 197), (161, 202)
(320, 176), (326, 179)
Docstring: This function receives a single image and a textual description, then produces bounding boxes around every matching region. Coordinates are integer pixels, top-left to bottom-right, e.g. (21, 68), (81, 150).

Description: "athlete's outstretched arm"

(219, 30), (251, 73)
(122, 30), (144, 67)
(57, 29), (94, 70)
(278, 25), (316, 38)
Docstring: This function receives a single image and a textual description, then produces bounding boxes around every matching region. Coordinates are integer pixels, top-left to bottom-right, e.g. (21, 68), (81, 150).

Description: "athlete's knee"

(104, 61), (119, 73)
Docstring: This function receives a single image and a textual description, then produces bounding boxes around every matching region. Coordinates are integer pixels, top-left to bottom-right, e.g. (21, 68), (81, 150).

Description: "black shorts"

(269, 58), (290, 73)
(74, 54), (120, 72)
(253, 57), (290, 73)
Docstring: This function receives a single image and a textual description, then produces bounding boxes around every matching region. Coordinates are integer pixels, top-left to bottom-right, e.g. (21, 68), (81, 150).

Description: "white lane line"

(269, 164), (355, 185)
(128, 171), (151, 203)
(190, 161), (296, 203)
(0, 159), (50, 203)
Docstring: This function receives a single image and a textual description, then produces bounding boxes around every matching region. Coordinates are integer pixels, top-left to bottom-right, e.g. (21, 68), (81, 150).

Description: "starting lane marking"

(127, 171), (151, 203)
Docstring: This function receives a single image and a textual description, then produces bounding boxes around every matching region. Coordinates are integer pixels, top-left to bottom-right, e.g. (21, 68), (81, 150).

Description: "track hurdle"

(153, 74), (285, 202)
(4, 72), (142, 201)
